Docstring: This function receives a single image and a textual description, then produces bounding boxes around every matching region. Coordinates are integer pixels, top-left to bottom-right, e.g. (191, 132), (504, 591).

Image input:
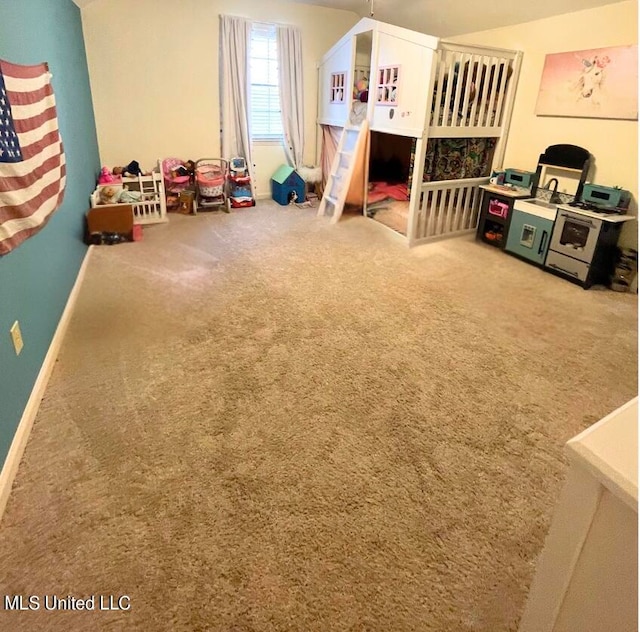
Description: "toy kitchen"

(476, 144), (636, 289)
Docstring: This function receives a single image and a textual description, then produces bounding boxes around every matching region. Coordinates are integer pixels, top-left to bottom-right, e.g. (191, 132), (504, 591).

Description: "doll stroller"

(161, 157), (192, 210)
(194, 158), (228, 213)
(227, 157), (255, 208)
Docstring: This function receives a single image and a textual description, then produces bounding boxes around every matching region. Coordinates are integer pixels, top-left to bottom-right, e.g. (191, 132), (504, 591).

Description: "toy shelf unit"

(228, 156), (255, 209)
(90, 171), (168, 225)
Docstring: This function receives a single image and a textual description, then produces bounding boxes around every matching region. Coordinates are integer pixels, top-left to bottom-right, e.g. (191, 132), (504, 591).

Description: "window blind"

(249, 23), (283, 141)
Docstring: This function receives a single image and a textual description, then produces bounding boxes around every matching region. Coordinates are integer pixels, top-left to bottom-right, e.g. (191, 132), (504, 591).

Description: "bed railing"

(429, 44), (520, 138)
(409, 177), (487, 246)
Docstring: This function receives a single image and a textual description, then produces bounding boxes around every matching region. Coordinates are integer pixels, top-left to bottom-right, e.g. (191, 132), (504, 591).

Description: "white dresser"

(519, 397), (638, 632)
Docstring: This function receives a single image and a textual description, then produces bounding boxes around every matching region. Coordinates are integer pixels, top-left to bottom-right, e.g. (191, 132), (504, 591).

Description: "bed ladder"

(318, 120), (369, 223)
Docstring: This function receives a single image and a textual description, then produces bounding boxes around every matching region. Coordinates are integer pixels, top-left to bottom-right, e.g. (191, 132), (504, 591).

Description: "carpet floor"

(0, 201), (637, 631)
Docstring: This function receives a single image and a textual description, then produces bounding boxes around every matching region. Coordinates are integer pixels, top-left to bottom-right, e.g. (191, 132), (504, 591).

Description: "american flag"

(0, 60), (66, 256)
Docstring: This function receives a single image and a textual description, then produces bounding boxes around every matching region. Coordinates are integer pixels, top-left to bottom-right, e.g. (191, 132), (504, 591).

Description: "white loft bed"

(317, 18), (522, 246)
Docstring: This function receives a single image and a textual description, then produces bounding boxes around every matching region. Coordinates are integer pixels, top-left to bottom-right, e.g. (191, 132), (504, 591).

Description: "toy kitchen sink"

(516, 198), (557, 211)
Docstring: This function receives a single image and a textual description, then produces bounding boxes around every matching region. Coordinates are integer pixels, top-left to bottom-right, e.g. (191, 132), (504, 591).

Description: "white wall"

(81, 0), (358, 197)
(450, 1), (638, 247)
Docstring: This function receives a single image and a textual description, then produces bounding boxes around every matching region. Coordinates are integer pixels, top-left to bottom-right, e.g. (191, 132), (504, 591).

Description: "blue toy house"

(271, 165), (305, 206)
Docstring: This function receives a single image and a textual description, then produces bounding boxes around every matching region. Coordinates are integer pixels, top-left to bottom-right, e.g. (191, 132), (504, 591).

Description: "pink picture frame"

(535, 45), (638, 120)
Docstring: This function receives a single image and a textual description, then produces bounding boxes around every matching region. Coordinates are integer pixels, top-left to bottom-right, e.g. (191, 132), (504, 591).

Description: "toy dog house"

(271, 165), (305, 206)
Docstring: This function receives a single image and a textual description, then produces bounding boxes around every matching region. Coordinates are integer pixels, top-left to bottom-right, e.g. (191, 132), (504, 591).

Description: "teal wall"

(0, 1), (100, 464)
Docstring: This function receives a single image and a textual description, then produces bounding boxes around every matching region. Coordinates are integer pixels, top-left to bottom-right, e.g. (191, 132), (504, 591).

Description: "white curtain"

(219, 15), (255, 187)
(277, 25), (305, 169)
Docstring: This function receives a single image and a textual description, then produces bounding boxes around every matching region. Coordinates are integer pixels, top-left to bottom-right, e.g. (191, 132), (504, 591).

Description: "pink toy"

(98, 166), (121, 184)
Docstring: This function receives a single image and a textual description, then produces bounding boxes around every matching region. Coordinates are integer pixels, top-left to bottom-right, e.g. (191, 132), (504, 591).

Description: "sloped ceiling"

(71, 0), (624, 37)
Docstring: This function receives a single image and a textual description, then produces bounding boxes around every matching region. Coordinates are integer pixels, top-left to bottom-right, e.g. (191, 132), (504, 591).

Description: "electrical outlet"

(10, 321), (24, 356)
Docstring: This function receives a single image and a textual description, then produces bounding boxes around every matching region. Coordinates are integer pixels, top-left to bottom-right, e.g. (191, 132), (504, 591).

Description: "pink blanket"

(368, 181), (409, 204)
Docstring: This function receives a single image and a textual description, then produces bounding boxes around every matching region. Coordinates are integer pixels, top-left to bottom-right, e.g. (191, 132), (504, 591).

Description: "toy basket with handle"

(195, 159), (226, 198)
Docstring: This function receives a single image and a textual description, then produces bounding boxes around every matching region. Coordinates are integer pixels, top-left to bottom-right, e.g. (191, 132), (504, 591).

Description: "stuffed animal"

(354, 77), (369, 102)
(356, 78), (368, 94)
(98, 166), (121, 184)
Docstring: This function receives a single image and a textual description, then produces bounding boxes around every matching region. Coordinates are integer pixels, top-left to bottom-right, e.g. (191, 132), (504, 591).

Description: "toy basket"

(194, 158), (229, 213)
(195, 159), (226, 198)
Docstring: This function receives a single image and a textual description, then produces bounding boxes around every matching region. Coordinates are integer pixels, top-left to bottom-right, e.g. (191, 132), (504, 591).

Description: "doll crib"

(90, 170), (168, 225)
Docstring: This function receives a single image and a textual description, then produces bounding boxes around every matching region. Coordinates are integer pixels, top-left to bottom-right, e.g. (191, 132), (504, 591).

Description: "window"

(376, 65), (400, 105)
(249, 23), (282, 141)
(330, 72), (346, 103)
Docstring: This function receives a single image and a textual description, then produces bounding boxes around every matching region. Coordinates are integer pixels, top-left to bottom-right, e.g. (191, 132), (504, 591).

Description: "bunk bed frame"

(317, 19), (523, 247)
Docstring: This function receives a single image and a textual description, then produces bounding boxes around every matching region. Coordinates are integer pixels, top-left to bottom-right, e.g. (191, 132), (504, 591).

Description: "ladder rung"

(319, 120), (368, 224)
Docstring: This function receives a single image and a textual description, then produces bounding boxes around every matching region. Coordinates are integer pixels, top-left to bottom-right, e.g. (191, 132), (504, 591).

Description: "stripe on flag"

(0, 60), (66, 256)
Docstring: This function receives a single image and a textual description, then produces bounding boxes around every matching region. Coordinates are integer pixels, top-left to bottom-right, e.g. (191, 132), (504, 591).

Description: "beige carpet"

(368, 200), (410, 235)
(0, 200), (637, 631)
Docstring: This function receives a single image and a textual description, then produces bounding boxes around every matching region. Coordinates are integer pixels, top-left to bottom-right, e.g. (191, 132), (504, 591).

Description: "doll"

(99, 186), (143, 205)
(99, 186), (120, 205)
(112, 160), (145, 178)
(171, 160), (195, 179)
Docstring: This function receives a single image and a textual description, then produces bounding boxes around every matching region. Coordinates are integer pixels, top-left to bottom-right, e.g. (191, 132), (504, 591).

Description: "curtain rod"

(221, 14), (296, 29)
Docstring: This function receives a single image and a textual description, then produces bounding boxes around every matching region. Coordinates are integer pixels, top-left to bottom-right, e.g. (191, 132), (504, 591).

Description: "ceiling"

(285, 0), (625, 37)
(72, 0), (624, 37)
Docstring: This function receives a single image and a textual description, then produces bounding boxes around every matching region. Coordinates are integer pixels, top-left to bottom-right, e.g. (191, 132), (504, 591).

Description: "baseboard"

(0, 246), (94, 523)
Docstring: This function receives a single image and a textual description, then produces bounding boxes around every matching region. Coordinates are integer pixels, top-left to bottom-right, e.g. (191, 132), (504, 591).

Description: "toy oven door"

(550, 211), (601, 264)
